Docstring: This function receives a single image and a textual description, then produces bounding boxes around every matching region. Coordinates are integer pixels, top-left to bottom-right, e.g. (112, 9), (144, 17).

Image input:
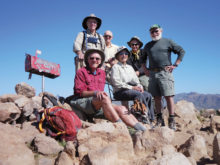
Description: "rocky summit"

(0, 82), (220, 165)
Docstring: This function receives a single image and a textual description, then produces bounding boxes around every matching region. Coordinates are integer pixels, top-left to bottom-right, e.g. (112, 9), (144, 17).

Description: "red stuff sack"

(39, 94), (82, 141)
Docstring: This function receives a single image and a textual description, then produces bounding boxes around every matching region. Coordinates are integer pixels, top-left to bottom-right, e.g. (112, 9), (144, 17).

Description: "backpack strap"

(81, 30), (87, 51)
(97, 32), (103, 51)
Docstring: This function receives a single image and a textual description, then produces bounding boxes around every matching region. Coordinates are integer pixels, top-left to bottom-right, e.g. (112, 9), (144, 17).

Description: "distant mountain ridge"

(174, 92), (220, 110)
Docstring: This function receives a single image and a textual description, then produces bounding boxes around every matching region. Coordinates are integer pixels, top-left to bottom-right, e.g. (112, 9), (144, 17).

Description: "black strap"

(42, 94), (58, 108)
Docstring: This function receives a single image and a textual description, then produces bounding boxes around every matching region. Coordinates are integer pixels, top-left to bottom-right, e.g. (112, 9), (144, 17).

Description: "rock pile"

(0, 82), (220, 165)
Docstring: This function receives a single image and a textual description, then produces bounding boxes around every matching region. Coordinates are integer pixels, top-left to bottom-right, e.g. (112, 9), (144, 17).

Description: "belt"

(150, 68), (164, 72)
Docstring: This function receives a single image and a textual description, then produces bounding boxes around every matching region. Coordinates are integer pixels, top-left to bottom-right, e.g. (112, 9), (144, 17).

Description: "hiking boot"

(168, 117), (176, 131)
(156, 113), (165, 127)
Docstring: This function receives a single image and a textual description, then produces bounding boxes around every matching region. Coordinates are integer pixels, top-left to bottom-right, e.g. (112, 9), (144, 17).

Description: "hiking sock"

(116, 119), (123, 123)
(134, 122), (147, 131)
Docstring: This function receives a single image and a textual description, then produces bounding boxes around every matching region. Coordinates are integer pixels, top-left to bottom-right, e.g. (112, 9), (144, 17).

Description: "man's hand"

(165, 65), (176, 73)
(77, 51), (84, 60)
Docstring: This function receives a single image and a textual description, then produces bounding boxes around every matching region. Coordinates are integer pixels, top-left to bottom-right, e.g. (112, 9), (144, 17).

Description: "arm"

(74, 32), (85, 60)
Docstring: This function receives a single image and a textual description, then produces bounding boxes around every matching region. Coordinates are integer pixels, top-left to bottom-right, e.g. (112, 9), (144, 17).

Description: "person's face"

(104, 32), (112, 43)
(88, 53), (101, 69)
(130, 39), (140, 52)
(87, 18), (97, 31)
(150, 28), (162, 41)
(118, 50), (129, 63)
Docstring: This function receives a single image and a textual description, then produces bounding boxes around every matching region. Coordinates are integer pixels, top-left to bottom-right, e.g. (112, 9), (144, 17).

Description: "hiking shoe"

(156, 113), (165, 127)
(168, 117), (176, 131)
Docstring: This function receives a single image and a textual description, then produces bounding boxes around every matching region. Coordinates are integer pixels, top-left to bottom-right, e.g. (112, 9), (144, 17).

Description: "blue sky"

(1, 0), (220, 97)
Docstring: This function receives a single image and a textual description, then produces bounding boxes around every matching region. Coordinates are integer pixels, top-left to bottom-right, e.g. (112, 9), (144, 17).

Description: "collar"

(118, 62), (129, 68)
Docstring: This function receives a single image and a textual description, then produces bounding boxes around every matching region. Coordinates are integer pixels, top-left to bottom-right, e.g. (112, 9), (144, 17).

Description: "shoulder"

(111, 43), (119, 48)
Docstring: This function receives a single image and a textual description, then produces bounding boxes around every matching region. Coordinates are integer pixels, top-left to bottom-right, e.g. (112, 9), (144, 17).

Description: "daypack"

(130, 99), (151, 124)
(38, 94), (82, 141)
(81, 30), (104, 51)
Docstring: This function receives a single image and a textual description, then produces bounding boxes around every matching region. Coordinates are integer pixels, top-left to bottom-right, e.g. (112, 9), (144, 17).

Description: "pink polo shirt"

(74, 67), (106, 97)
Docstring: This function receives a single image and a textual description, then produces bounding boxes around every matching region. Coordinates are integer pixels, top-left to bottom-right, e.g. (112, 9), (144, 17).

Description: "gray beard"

(152, 33), (162, 41)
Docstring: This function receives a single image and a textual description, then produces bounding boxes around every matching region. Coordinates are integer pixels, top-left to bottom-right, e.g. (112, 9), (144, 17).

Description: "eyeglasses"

(104, 35), (112, 38)
(131, 43), (139, 46)
(119, 52), (129, 56)
(150, 30), (159, 34)
(89, 57), (101, 61)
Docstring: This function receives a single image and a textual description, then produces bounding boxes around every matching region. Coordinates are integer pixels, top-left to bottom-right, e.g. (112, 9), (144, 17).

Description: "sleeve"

(169, 40), (185, 61)
(73, 32), (84, 53)
(110, 65), (133, 90)
(74, 69), (86, 96)
(129, 66), (142, 87)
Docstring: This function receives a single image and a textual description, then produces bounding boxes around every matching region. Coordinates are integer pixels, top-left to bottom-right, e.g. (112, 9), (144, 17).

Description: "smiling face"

(117, 50), (129, 64)
(86, 18), (97, 31)
(130, 39), (140, 52)
(87, 52), (102, 70)
(150, 28), (162, 41)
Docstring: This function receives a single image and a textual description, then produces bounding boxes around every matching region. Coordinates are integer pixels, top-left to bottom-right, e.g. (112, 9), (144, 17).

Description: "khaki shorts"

(139, 75), (149, 91)
(148, 70), (175, 96)
(70, 97), (98, 115)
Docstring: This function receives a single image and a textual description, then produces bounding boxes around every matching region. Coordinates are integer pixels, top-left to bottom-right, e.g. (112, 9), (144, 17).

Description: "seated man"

(70, 49), (147, 131)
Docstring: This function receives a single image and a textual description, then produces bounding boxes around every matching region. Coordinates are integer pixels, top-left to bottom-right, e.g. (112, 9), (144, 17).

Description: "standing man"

(103, 30), (118, 82)
(141, 24), (185, 130)
(73, 14), (105, 71)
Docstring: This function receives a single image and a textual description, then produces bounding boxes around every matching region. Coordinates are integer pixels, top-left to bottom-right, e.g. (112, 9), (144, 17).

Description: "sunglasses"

(131, 43), (139, 46)
(119, 52), (129, 56)
(89, 57), (101, 61)
(150, 30), (159, 34)
(104, 35), (112, 38)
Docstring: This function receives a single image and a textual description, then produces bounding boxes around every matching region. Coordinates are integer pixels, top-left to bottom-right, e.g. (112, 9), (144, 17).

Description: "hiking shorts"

(148, 70), (175, 96)
(70, 97), (102, 115)
(139, 75), (149, 91)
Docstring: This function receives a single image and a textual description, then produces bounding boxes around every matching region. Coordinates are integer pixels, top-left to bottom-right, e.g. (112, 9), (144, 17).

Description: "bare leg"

(164, 96), (175, 115)
(154, 96), (162, 114)
(92, 95), (120, 122)
(112, 104), (139, 127)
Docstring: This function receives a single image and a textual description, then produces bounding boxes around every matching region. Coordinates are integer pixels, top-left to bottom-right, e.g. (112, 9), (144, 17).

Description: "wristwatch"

(173, 64), (178, 67)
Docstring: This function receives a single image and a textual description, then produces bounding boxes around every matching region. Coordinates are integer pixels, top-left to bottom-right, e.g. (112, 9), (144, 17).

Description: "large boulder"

(150, 152), (191, 165)
(0, 102), (21, 123)
(15, 82), (36, 98)
(178, 134), (208, 161)
(0, 123), (35, 165)
(0, 94), (22, 103)
(133, 127), (174, 158)
(213, 132), (220, 165)
(77, 122), (134, 163)
(210, 115), (220, 134)
(174, 100), (201, 130)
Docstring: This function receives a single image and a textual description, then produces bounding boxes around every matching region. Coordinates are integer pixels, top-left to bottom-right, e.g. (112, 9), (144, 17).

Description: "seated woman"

(70, 49), (147, 131)
(110, 46), (155, 121)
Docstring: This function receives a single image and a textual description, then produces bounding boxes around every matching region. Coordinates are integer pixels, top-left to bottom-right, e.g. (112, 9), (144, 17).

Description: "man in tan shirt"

(73, 14), (105, 71)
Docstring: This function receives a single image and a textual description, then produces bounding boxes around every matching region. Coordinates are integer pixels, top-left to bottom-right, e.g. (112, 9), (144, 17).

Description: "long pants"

(114, 89), (155, 121)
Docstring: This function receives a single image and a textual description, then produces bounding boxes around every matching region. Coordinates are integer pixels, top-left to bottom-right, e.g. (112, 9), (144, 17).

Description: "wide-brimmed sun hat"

(82, 13), (102, 30)
(115, 46), (130, 60)
(84, 49), (105, 68)
(127, 36), (143, 48)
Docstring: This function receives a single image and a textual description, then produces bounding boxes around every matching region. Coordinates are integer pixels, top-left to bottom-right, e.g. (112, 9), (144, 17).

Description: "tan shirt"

(104, 43), (118, 62)
(73, 30), (105, 54)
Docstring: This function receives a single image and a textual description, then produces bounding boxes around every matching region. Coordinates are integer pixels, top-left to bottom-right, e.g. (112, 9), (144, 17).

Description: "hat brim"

(82, 16), (102, 30)
(84, 49), (105, 68)
(127, 37), (143, 48)
(115, 48), (131, 60)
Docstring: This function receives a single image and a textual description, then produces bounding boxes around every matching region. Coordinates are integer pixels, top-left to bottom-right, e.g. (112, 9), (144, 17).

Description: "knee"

(117, 106), (128, 116)
(101, 95), (112, 105)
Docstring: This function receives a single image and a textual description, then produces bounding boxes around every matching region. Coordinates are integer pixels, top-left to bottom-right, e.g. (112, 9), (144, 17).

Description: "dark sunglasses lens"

(90, 57), (100, 60)
(151, 30), (159, 34)
(131, 44), (139, 46)
(104, 35), (111, 38)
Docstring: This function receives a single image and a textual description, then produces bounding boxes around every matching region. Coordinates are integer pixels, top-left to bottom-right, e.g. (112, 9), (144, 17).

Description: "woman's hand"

(132, 86), (143, 92)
